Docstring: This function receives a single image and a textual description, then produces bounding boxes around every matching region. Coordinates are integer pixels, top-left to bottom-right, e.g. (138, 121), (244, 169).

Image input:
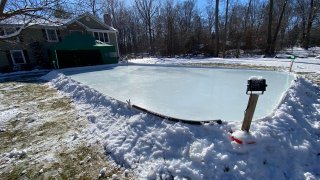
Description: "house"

(0, 12), (120, 72)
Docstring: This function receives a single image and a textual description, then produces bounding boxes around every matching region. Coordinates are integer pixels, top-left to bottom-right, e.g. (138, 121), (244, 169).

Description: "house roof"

(0, 15), (69, 27)
(66, 12), (117, 31)
(0, 13), (117, 31)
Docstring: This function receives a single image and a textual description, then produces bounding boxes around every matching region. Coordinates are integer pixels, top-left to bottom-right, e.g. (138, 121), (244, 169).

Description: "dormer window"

(45, 29), (58, 42)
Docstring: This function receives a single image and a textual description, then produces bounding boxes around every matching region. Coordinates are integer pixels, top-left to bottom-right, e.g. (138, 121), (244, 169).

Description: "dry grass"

(0, 78), (134, 179)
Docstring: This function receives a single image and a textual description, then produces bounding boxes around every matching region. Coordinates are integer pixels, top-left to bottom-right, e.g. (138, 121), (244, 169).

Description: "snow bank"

(42, 72), (320, 179)
(129, 57), (320, 73)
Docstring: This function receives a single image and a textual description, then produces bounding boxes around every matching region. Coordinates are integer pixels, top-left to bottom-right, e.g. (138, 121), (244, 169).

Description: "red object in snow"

(230, 135), (256, 145)
(230, 136), (243, 144)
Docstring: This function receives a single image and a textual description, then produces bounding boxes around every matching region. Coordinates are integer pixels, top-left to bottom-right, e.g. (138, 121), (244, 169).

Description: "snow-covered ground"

(128, 57), (320, 73)
(1, 57), (320, 179)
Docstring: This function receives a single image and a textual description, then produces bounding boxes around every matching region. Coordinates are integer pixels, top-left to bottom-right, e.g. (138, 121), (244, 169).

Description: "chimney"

(103, 13), (112, 27)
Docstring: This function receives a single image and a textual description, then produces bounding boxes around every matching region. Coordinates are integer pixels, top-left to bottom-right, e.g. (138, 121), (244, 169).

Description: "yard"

(1, 57), (320, 179)
(0, 78), (134, 179)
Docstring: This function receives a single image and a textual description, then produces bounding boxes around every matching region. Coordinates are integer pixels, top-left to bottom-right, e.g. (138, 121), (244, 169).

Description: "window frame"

(45, 28), (59, 42)
(10, 50), (26, 65)
(91, 31), (109, 43)
(1, 27), (21, 41)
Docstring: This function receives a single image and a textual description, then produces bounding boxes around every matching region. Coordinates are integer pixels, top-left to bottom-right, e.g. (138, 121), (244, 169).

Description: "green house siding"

(0, 13), (119, 72)
(0, 51), (9, 67)
(51, 33), (118, 68)
(23, 28), (44, 43)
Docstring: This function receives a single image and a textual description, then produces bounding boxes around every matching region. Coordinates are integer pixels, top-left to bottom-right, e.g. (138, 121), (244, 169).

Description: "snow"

(99, 167), (107, 177)
(128, 57), (320, 73)
(6, 148), (27, 159)
(248, 76), (264, 80)
(2, 57), (320, 179)
(39, 59), (320, 179)
(0, 15), (69, 26)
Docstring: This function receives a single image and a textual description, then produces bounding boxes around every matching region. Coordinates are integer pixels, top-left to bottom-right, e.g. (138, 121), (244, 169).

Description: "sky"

(124, 0), (251, 14)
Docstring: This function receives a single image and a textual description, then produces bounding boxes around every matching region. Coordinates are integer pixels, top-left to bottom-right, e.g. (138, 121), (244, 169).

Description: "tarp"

(51, 33), (118, 68)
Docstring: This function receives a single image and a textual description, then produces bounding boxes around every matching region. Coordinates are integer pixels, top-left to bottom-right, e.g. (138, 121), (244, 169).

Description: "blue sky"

(125, 0), (251, 13)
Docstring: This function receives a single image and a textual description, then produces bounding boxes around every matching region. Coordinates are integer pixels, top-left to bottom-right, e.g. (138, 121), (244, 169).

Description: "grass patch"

(36, 120), (69, 137)
(0, 79), (136, 179)
(297, 72), (320, 85)
(44, 144), (130, 179)
(37, 98), (73, 112)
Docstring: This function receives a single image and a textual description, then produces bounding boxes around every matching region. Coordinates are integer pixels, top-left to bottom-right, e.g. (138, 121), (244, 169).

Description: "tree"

(176, 0), (196, 54)
(222, 0), (229, 57)
(134, 0), (159, 54)
(303, 0), (319, 49)
(265, 0), (274, 56)
(270, 0), (288, 53)
(214, 0), (220, 57)
(162, 0), (177, 55)
(265, 0), (290, 55)
(53, 4), (71, 19)
(0, 0), (63, 39)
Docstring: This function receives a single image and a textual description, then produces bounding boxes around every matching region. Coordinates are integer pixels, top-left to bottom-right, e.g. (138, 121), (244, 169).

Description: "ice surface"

(63, 65), (295, 121)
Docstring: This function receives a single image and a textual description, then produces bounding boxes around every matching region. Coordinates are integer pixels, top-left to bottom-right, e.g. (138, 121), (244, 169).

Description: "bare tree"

(0, 0), (63, 39)
(162, 0), (176, 55)
(222, 0), (229, 57)
(265, 0), (274, 56)
(270, 0), (288, 53)
(303, 0), (319, 49)
(67, 0), (106, 17)
(214, 0), (219, 57)
(134, 0), (159, 54)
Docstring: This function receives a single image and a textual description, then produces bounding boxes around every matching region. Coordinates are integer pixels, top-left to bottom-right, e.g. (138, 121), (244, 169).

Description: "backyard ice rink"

(63, 65), (295, 122)
(1, 56), (320, 179)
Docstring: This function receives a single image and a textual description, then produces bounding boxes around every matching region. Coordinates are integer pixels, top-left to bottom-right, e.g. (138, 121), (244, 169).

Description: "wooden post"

(289, 60), (294, 72)
(241, 94), (259, 132)
(289, 56), (295, 72)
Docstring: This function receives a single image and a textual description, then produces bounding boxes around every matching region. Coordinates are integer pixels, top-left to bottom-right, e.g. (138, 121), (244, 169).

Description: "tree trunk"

(303, 0), (314, 49)
(265, 0), (273, 56)
(222, 0), (229, 58)
(214, 0), (219, 57)
(270, 0), (288, 54)
(244, 0), (252, 49)
(148, 19), (153, 54)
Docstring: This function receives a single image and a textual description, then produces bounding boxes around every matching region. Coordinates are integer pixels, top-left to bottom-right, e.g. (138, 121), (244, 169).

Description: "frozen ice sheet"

(64, 65), (295, 122)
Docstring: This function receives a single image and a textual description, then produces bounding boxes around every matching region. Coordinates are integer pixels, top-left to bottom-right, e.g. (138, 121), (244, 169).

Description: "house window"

(10, 50), (26, 65)
(0, 27), (21, 41)
(92, 31), (109, 43)
(45, 29), (58, 42)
